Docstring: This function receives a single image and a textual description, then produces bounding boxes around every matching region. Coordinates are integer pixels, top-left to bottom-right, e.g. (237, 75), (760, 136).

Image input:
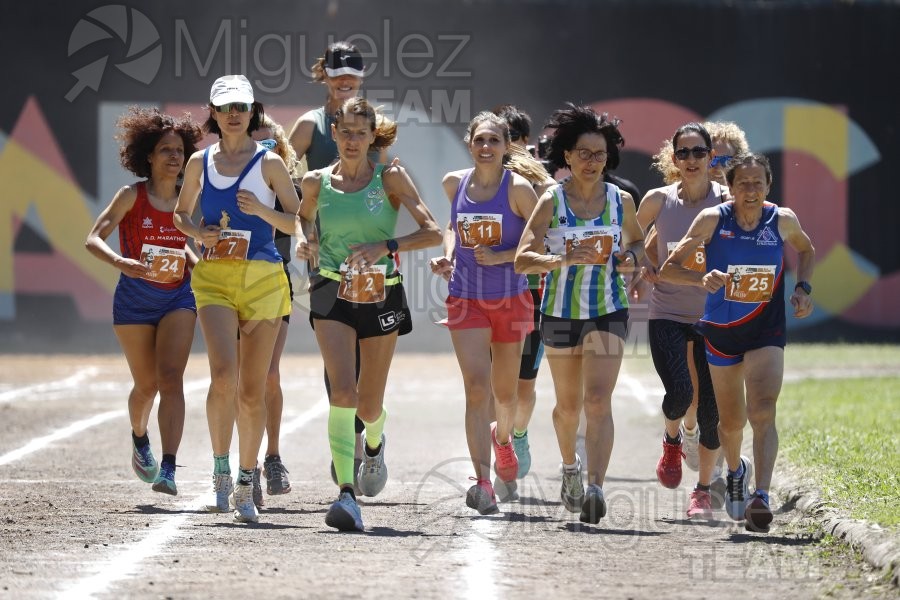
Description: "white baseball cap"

(209, 75), (254, 106)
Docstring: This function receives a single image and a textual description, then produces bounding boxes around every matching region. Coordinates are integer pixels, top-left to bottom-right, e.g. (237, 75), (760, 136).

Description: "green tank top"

(318, 163), (398, 272)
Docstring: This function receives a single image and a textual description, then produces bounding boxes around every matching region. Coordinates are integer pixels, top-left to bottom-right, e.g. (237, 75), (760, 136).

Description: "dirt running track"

(0, 354), (892, 599)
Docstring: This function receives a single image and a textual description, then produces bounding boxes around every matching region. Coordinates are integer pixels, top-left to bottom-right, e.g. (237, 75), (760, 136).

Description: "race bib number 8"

(667, 241), (706, 273)
(457, 214), (503, 248)
(564, 226), (618, 265)
(140, 244), (186, 283)
(338, 264), (387, 304)
(203, 229), (251, 261)
(725, 265), (777, 303)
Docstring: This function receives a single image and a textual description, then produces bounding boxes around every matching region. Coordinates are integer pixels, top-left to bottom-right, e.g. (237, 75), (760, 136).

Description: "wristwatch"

(386, 238), (399, 258)
(794, 281), (812, 295)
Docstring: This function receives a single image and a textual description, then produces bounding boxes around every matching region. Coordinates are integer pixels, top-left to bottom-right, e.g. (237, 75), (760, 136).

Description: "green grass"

(778, 376), (900, 528)
(783, 343), (900, 370)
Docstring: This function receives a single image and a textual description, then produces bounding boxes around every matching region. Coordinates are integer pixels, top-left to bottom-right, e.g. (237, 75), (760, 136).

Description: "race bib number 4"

(457, 213), (502, 248)
(203, 229), (251, 261)
(564, 226), (618, 265)
(667, 241), (706, 273)
(725, 265), (776, 303)
(338, 264), (387, 304)
(140, 244), (186, 283)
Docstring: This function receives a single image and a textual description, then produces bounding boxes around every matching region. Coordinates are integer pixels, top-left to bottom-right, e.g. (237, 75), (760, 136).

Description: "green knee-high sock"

(329, 406), (357, 487)
(363, 408), (387, 451)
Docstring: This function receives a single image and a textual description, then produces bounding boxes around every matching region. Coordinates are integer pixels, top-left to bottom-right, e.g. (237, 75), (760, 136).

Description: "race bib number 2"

(140, 244), (186, 284)
(667, 241), (706, 273)
(725, 265), (776, 303)
(203, 229), (251, 261)
(338, 264), (387, 304)
(457, 213), (502, 248)
(564, 226), (618, 265)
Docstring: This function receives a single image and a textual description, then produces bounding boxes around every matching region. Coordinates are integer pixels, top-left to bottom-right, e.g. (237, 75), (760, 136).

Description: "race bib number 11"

(457, 214), (503, 248)
(140, 244), (186, 283)
(203, 229), (251, 261)
(725, 265), (776, 303)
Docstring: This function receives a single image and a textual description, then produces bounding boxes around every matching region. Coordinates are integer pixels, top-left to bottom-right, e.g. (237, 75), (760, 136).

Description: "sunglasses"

(258, 139), (277, 150)
(709, 155), (733, 168)
(674, 146), (711, 160)
(213, 102), (252, 113)
(573, 148), (608, 162)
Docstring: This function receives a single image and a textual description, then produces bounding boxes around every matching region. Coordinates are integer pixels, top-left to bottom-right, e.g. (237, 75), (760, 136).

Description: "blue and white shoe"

(325, 491), (364, 532)
(151, 461), (177, 496)
(131, 439), (158, 483)
(725, 456), (753, 521)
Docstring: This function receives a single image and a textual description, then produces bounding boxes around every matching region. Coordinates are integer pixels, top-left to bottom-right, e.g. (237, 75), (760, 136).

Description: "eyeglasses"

(573, 148), (608, 162)
(709, 155), (733, 168)
(213, 102), (252, 113)
(674, 146), (711, 161)
(258, 139), (277, 150)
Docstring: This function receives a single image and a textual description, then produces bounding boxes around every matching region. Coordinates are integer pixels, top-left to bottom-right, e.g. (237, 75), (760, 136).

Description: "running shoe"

(357, 432), (388, 497)
(465, 479), (499, 515)
(687, 488), (714, 519)
(560, 457), (584, 513)
(263, 455), (291, 495)
(744, 491), (773, 532)
(725, 456), (753, 521)
(151, 461), (177, 496)
(493, 476), (519, 503)
(656, 436), (685, 489)
(580, 484), (607, 524)
(491, 422), (519, 483)
(512, 431), (532, 478)
(251, 466), (264, 509)
(710, 465), (727, 510)
(131, 439), (159, 483)
(325, 490), (364, 532)
(204, 473), (233, 513)
(233, 482), (259, 523)
(681, 424), (700, 472)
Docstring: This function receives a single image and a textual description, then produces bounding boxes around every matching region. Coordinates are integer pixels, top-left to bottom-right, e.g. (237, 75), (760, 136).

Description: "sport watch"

(386, 238), (400, 257)
(794, 281), (812, 295)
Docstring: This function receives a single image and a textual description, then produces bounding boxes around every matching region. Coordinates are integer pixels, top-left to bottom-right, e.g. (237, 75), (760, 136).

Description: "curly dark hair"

(203, 101), (265, 137)
(543, 103), (625, 172)
(116, 106), (203, 179)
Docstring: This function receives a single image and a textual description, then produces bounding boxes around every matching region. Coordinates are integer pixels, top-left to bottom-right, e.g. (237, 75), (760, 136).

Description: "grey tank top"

(649, 181), (726, 322)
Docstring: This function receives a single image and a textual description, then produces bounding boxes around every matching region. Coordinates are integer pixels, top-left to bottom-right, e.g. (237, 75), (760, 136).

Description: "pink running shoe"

(656, 437), (685, 489)
(687, 488), (713, 519)
(491, 422), (519, 483)
(465, 478), (498, 515)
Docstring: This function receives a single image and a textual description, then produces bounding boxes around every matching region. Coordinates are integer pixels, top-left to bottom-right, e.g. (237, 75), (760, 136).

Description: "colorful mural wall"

(3, 0), (898, 350)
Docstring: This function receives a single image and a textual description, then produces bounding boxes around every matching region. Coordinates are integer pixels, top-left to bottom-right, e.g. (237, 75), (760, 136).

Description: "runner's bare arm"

(779, 207), (816, 318)
(174, 153), (219, 248)
(85, 185), (148, 277)
(295, 170), (321, 262)
(515, 188), (563, 274)
(614, 191), (645, 274)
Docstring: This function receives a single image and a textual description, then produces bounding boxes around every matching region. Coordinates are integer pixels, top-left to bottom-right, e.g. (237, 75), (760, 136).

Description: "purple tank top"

(649, 181), (725, 322)
(448, 169), (527, 300)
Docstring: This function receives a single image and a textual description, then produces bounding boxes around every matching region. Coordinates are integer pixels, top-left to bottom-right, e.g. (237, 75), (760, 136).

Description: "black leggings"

(648, 319), (719, 450)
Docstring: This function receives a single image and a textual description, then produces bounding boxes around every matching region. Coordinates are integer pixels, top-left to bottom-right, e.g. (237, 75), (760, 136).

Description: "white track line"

(0, 368), (100, 405)
(58, 496), (207, 600)
(0, 410), (125, 466)
(459, 511), (499, 599)
(56, 397), (329, 599)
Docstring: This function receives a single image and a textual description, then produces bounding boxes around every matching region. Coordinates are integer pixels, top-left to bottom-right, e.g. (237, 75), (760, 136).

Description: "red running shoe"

(491, 422), (519, 483)
(656, 437), (685, 489)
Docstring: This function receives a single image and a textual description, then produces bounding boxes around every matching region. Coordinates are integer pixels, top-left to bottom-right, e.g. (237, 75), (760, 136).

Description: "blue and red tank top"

(699, 201), (785, 329)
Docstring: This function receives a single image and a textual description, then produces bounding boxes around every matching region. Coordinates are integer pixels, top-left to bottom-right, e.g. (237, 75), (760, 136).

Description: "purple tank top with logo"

(448, 169), (527, 300)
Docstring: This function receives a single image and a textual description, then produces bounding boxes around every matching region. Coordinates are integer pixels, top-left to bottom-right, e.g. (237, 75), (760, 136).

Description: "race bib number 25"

(140, 244), (186, 283)
(725, 265), (776, 303)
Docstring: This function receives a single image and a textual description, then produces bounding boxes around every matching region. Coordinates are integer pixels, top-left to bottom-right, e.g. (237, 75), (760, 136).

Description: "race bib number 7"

(564, 226), (619, 265)
(140, 244), (186, 283)
(667, 241), (706, 273)
(725, 265), (776, 303)
(203, 229), (251, 261)
(457, 213), (502, 248)
(338, 264), (387, 304)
